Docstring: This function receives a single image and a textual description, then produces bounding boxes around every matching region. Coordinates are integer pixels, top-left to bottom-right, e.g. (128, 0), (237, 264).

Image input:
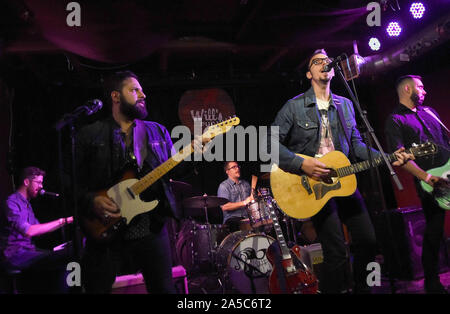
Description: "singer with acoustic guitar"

(269, 49), (412, 294)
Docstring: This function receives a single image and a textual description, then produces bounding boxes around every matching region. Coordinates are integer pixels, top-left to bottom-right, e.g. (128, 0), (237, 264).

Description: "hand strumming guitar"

(301, 158), (330, 180)
(93, 195), (122, 221)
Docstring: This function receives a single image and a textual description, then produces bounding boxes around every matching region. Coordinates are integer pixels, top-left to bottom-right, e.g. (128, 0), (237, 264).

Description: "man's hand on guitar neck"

(192, 135), (213, 154)
(392, 147), (415, 167)
(93, 195), (121, 221)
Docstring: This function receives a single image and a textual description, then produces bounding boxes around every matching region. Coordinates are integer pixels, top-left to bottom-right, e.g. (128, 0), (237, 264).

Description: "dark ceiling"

(1, 0), (449, 86)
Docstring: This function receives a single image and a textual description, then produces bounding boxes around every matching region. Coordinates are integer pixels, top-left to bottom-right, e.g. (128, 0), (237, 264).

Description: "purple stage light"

(410, 2), (426, 19)
(386, 22), (402, 37)
(369, 38), (381, 51)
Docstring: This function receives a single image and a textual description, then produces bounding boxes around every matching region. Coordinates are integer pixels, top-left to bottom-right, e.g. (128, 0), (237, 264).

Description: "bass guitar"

(81, 117), (240, 242)
(270, 142), (437, 219)
(266, 197), (318, 294)
(420, 158), (450, 210)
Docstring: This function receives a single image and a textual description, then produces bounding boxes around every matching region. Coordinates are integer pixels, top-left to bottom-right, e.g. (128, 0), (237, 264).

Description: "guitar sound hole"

(321, 168), (338, 184)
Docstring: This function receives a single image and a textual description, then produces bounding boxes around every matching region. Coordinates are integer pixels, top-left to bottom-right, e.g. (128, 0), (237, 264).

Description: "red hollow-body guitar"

(266, 198), (318, 294)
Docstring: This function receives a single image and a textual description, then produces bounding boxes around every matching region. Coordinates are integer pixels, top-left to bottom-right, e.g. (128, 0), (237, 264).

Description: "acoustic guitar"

(270, 142), (437, 219)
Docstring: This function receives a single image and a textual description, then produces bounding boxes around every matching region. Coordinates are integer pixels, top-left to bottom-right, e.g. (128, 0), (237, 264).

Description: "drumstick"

(251, 175), (257, 198)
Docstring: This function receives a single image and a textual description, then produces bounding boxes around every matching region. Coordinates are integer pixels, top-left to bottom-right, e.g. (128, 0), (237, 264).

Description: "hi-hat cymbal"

(182, 195), (229, 209)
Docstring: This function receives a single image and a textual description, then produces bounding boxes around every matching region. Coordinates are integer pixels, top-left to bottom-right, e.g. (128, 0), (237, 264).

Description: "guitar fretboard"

(130, 145), (194, 195)
(269, 202), (292, 261)
(336, 152), (398, 177)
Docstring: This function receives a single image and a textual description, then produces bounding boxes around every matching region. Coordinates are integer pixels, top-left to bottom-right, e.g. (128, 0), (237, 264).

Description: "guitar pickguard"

(312, 179), (341, 200)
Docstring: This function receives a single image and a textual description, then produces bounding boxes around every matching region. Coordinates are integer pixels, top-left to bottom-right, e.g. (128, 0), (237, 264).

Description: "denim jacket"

(76, 117), (180, 220)
(271, 87), (380, 174)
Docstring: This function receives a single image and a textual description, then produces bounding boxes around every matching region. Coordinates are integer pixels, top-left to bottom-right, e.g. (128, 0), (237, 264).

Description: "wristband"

(425, 173), (432, 183)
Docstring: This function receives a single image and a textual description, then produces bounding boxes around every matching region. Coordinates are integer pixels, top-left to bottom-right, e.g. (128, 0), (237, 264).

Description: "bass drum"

(216, 231), (275, 294)
(176, 220), (229, 274)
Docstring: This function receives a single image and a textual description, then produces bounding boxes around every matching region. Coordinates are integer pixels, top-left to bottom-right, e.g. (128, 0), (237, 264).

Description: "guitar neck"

(269, 202), (292, 260)
(130, 145), (194, 195)
(337, 150), (401, 178)
(126, 116), (240, 195)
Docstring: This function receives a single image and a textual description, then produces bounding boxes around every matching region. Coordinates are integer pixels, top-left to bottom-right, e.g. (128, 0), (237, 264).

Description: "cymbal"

(182, 195), (229, 209)
(259, 172), (271, 180)
(169, 179), (193, 193)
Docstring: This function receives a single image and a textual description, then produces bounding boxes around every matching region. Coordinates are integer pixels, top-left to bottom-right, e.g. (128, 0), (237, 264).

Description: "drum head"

(217, 231), (275, 294)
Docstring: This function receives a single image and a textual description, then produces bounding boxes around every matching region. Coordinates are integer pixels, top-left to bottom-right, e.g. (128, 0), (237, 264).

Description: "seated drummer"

(217, 161), (253, 232)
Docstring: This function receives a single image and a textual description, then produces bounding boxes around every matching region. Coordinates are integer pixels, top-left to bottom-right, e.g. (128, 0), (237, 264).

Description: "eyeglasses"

(309, 57), (333, 69)
(227, 165), (240, 171)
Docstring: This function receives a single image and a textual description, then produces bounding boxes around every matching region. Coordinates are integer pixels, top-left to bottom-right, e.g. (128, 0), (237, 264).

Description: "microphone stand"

(332, 63), (403, 294)
(55, 109), (86, 293)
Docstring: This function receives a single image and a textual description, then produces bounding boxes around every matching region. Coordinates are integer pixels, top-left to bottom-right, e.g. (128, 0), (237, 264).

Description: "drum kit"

(172, 175), (313, 294)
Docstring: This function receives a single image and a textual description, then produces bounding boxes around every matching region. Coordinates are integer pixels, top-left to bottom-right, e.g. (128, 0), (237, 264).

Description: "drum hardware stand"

(202, 198), (216, 268)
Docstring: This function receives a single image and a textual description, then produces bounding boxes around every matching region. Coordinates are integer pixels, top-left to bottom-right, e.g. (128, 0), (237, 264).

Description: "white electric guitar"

(80, 117), (240, 241)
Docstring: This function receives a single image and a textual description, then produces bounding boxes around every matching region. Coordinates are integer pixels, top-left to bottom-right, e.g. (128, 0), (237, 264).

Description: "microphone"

(54, 99), (103, 131)
(84, 99), (103, 115)
(323, 54), (347, 72)
(39, 189), (60, 198)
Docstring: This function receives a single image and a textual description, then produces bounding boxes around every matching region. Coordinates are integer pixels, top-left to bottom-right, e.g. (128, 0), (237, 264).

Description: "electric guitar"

(81, 117), (240, 242)
(270, 142), (438, 219)
(266, 197), (318, 294)
(420, 158), (450, 210)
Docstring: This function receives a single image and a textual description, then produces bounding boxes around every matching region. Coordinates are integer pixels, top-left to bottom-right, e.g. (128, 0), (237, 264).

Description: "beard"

(119, 94), (148, 120)
(319, 76), (332, 84)
(410, 91), (423, 106)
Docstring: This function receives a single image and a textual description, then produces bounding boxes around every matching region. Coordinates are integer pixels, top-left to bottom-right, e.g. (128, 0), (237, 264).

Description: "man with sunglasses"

(217, 161), (253, 232)
(269, 49), (411, 294)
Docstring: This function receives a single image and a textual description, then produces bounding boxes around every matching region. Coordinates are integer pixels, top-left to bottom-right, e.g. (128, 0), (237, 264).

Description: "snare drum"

(216, 231), (275, 294)
(245, 198), (273, 231)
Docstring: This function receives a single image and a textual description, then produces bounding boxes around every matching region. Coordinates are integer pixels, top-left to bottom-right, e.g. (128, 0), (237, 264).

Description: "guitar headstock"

(410, 142), (438, 157)
(202, 116), (240, 140)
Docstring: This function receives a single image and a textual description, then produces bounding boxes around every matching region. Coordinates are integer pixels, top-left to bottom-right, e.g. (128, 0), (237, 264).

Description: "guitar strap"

(134, 120), (149, 170)
(334, 96), (357, 163)
(422, 107), (450, 133)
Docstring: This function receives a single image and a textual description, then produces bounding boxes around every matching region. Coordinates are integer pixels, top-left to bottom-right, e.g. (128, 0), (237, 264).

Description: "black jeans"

(420, 191), (446, 285)
(82, 224), (175, 294)
(311, 189), (377, 294)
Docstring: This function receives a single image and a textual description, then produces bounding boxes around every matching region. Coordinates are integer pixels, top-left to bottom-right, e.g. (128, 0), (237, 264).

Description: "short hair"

(104, 71), (139, 102)
(395, 75), (422, 92)
(223, 161), (235, 173)
(307, 48), (328, 69)
(19, 167), (45, 185)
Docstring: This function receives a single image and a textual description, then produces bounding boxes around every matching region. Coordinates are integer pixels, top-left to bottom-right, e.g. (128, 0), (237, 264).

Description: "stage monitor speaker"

(379, 207), (448, 280)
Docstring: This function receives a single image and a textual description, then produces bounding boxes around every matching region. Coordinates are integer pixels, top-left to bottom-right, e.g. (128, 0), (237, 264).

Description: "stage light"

(410, 2), (426, 19)
(369, 38), (381, 51)
(386, 22), (402, 36)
